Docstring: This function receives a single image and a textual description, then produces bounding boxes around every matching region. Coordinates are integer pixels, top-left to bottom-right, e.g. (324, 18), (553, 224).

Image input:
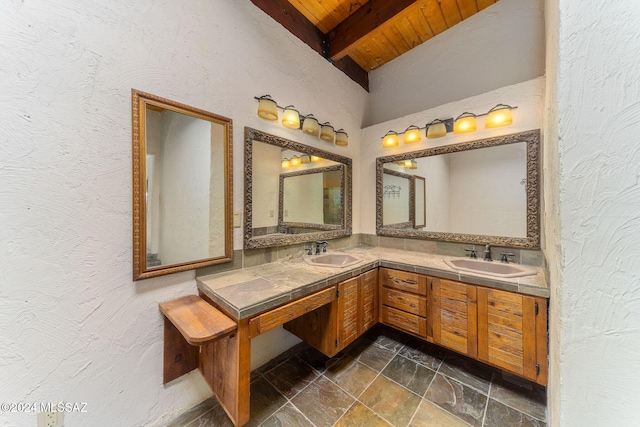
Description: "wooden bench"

(159, 295), (237, 384)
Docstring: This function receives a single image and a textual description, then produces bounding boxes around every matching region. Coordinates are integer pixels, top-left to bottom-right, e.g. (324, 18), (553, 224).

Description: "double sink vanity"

(192, 245), (548, 426)
(129, 89), (546, 427)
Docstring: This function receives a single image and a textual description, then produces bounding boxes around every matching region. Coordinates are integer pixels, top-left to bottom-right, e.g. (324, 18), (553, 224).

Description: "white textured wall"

(251, 142), (281, 228)
(0, 1), (367, 426)
(546, 0), (640, 425)
(367, 0), (545, 125)
(448, 143), (527, 237)
(361, 77), (545, 236)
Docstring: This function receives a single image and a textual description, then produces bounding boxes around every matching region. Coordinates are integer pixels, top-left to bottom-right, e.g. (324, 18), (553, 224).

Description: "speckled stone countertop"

(197, 245), (549, 320)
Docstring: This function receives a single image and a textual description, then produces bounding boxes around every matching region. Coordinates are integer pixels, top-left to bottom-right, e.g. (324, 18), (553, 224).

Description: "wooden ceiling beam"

(327, 0), (419, 61)
(250, 0), (369, 91)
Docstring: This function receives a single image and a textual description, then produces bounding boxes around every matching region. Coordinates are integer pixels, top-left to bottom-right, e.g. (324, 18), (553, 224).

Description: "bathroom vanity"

(184, 245), (548, 426)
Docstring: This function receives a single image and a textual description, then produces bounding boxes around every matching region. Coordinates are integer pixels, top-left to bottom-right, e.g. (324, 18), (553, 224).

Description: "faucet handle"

(500, 253), (516, 263)
(320, 241), (329, 253)
(464, 248), (478, 259)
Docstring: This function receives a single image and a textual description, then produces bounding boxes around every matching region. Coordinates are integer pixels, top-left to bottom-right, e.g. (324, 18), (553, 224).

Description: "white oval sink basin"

(444, 258), (536, 278)
(303, 252), (363, 268)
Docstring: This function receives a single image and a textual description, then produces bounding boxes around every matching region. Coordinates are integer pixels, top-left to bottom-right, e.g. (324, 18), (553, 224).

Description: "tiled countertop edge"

(198, 256), (549, 320)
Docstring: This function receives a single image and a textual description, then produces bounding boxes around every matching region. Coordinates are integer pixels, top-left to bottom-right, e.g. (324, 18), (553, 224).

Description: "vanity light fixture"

(335, 129), (348, 146)
(320, 122), (335, 142)
(281, 158), (291, 168)
(453, 112), (477, 134)
(426, 119), (448, 139)
(257, 95), (278, 121)
(301, 114), (320, 136)
(485, 104), (515, 128)
(404, 125), (422, 144)
(254, 95), (348, 147)
(290, 155), (302, 166)
(310, 155), (323, 162)
(282, 106), (300, 129)
(381, 103), (518, 147)
(382, 131), (399, 148)
(300, 154), (311, 164)
(409, 159), (418, 169)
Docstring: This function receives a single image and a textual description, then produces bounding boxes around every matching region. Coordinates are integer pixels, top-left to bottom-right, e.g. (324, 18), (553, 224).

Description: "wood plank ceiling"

(251, 0), (499, 91)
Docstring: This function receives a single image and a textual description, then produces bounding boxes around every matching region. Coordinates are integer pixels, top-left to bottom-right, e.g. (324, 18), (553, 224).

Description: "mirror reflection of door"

(413, 176), (426, 229)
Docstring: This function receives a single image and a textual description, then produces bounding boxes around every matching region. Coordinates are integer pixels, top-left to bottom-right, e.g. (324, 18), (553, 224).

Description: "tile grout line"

(481, 372), (494, 427)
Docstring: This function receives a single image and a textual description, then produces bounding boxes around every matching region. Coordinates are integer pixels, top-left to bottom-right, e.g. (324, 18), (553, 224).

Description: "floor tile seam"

(352, 397), (398, 427)
(257, 400), (317, 427)
(435, 369), (492, 397)
(319, 371), (366, 403)
(177, 405), (216, 427)
(377, 369), (428, 400)
(405, 363), (444, 427)
(485, 396), (548, 423)
(262, 368), (316, 404)
(329, 400), (359, 427)
(352, 353), (423, 427)
(480, 373), (493, 427)
(394, 349), (441, 375)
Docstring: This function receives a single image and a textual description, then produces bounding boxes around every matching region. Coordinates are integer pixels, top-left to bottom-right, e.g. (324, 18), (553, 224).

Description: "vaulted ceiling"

(250, 0), (500, 91)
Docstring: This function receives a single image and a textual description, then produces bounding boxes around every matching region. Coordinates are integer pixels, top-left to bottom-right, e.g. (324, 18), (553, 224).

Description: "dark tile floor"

(166, 325), (547, 427)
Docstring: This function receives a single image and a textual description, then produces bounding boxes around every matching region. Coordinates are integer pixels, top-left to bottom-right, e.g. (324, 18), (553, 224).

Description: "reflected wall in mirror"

(382, 168), (414, 229)
(245, 127), (352, 249)
(132, 90), (233, 280)
(414, 176), (426, 229)
(280, 165), (345, 229)
(376, 130), (540, 249)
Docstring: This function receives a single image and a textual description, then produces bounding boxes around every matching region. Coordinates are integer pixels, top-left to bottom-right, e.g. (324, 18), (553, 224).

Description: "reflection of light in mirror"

(281, 158), (291, 168)
(311, 155), (322, 162)
(290, 155), (301, 166)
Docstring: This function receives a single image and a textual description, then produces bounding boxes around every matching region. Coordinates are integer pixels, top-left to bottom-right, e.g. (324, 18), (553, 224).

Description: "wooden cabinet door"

(431, 278), (478, 358)
(337, 277), (360, 350)
(477, 288), (548, 385)
(359, 269), (378, 333)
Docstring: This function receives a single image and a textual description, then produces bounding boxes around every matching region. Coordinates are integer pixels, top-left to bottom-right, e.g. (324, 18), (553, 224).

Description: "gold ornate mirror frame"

(132, 89), (233, 280)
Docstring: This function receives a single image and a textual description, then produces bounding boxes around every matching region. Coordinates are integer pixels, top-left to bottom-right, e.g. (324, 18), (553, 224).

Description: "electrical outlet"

(233, 211), (241, 228)
(37, 411), (63, 427)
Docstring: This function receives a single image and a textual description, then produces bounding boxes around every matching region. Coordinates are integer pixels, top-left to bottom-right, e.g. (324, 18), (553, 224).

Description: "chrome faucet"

(484, 244), (492, 261)
(464, 247), (478, 259)
(315, 241), (328, 255)
(501, 253), (516, 263)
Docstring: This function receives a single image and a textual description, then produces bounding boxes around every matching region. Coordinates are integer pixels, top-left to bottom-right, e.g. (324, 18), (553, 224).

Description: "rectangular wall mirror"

(376, 129), (540, 249)
(245, 127), (352, 249)
(132, 90), (233, 280)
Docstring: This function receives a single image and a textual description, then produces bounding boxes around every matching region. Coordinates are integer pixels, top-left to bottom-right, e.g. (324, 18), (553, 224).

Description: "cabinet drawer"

(381, 287), (427, 317)
(249, 286), (336, 338)
(380, 268), (427, 295)
(381, 306), (427, 337)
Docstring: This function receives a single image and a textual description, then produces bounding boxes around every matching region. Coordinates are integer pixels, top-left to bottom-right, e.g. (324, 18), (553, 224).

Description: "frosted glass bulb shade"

(335, 129), (348, 146)
(426, 121), (447, 139)
(454, 113), (477, 134)
(282, 106), (300, 129)
(257, 97), (278, 121)
(382, 131), (399, 148)
(485, 105), (513, 128)
(402, 159), (412, 168)
(320, 123), (335, 142)
(300, 154), (311, 164)
(404, 126), (422, 144)
(302, 115), (320, 135)
(311, 156), (322, 162)
(281, 159), (291, 168)
(290, 155), (301, 166)
(410, 160), (418, 170)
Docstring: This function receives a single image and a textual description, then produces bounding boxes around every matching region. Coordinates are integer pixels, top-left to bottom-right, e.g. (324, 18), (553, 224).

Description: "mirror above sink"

(244, 127), (352, 249)
(376, 129), (541, 249)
